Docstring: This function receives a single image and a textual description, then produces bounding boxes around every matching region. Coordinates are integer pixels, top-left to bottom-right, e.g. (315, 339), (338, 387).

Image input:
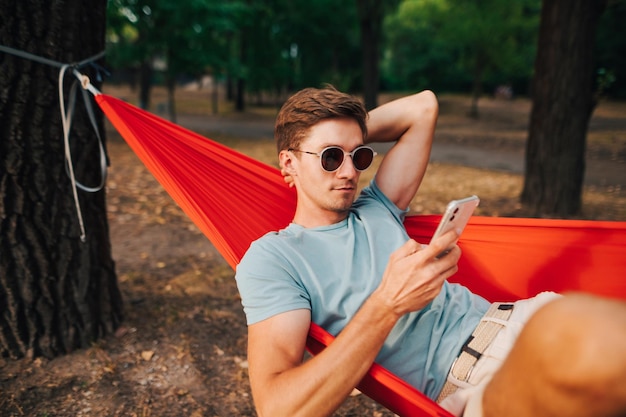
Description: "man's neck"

(292, 207), (349, 228)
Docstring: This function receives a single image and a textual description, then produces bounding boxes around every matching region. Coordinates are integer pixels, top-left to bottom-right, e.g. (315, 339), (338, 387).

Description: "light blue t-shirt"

(235, 180), (490, 399)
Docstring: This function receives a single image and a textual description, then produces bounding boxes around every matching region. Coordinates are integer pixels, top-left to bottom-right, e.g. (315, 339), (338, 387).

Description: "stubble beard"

(325, 190), (356, 214)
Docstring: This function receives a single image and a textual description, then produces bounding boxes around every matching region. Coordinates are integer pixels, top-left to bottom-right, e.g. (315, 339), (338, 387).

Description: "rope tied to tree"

(0, 45), (106, 242)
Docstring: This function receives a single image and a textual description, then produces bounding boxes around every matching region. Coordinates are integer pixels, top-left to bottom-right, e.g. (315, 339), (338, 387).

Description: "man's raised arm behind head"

(366, 90), (438, 210)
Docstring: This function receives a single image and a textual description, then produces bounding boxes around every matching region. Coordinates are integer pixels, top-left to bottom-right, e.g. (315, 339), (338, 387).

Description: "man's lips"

(334, 184), (356, 191)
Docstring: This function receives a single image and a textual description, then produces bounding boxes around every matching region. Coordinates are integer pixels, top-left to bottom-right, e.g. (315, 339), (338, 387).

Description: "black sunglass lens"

(321, 148), (344, 171)
(353, 147), (374, 170)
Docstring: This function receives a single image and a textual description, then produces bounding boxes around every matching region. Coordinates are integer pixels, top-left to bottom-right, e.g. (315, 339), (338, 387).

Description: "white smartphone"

(430, 195), (480, 257)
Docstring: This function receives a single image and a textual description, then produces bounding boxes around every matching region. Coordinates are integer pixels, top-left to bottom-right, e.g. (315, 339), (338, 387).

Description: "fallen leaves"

(140, 351), (155, 362)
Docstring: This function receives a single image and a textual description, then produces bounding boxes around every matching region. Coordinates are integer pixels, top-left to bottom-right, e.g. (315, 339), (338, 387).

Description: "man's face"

(284, 118), (364, 220)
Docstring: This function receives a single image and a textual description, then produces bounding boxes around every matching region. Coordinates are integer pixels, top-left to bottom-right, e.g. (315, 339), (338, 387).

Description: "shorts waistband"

(436, 302), (514, 403)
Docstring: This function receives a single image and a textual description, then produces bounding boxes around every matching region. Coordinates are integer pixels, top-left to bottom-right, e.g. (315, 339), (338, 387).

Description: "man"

(235, 86), (626, 417)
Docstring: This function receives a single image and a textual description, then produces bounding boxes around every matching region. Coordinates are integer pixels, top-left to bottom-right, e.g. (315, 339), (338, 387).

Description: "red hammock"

(96, 93), (626, 417)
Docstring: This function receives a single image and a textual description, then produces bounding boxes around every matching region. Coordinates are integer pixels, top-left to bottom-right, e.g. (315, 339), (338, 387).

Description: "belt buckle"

(449, 355), (477, 385)
(449, 335), (482, 382)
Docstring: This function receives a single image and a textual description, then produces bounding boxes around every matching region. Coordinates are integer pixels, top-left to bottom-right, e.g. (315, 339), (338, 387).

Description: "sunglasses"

(289, 145), (377, 172)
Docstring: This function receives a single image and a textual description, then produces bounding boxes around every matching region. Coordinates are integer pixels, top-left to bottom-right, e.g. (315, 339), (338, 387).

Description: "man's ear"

(279, 149), (297, 175)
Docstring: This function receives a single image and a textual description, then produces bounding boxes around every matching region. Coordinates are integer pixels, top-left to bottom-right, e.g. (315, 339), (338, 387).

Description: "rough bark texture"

(521, 0), (607, 216)
(0, 0), (123, 359)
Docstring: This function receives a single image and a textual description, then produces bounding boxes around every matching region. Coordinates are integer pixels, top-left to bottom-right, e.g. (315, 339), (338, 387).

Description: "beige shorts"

(439, 291), (562, 417)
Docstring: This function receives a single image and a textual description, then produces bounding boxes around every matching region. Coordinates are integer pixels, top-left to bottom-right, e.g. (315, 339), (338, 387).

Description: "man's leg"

(482, 293), (626, 417)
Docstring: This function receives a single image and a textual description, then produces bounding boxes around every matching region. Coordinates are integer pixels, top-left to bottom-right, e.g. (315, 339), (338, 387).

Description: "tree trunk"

(521, 0), (607, 216)
(468, 53), (484, 119)
(165, 69), (177, 123)
(236, 35), (247, 112)
(138, 60), (153, 110)
(167, 79), (177, 123)
(0, 0), (123, 360)
(211, 73), (219, 115)
(357, 0), (382, 110)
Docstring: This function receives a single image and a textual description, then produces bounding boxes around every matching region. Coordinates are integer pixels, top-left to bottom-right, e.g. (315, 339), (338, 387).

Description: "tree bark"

(0, 0), (123, 359)
(521, 0), (607, 216)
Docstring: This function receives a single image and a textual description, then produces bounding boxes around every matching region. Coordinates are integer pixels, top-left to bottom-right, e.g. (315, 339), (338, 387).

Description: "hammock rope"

(1, 45), (107, 241)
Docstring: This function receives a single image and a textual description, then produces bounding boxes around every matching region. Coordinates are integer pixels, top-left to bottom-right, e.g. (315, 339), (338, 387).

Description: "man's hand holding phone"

(376, 232), (462, 316)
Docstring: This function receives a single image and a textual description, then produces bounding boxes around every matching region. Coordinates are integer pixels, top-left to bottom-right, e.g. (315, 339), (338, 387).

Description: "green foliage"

(595, 0), (626, 99)
(280, 0), (361, 89)
(104, 0), (626, 100)
(383, 0), (540, 94)
(105, 0), (362, 97)
(243, 0), (361, 93)
(382, 0), (462, 91)
(106, 0), (243, 81)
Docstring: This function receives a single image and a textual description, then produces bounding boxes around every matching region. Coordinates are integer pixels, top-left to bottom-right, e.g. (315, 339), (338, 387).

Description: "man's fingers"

(393, 239), (422, 258)
(426, 229), (459, 259)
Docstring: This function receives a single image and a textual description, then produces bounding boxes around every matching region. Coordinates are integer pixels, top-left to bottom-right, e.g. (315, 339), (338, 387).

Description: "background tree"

(383, 0), (458, 91)
(441, 0), (540, 118)
(106, 0), (240, 116)
(594, 0), (626, 100)
(106, 0), (159, 109)
(356, 0), (384, 110)
(521, 0), (608, 216)
(104, 0), (626, 107)
(384, 0), (540, 115)
(106, 0), (368, 110)
(269, 0), (362, 92)
(0, 0), (122, 359)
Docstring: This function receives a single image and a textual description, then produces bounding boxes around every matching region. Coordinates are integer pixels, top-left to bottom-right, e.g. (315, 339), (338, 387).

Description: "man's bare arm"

(367, 90), (438, 210)
(247, 233), (461, 417)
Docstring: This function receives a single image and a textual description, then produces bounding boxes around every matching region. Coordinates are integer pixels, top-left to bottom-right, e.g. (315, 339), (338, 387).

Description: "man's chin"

(331, 199), (354, 213)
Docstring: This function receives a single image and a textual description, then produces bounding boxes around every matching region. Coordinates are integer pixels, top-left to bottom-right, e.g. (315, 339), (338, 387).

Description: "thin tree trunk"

(468, 53), (484, 119)
(139, 60), (153, 110)
(357, 0), (382, 110)
(166, 74), (177, 123)
(0, 0), (123, 359)
(236, 35), (247, 112)
(521, 0), (607, 216)
(211, 74), (219, 115)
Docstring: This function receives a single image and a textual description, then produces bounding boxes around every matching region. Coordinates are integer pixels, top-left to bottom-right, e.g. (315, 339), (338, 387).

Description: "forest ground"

(1, 87), (624, 417)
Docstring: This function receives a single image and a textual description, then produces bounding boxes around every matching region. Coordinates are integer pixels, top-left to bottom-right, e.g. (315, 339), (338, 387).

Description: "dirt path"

(175, 95), (625, 189)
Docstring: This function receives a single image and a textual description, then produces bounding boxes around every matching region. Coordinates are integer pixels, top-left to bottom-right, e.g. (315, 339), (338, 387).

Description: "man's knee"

(520, 293), (626, 393)
(484, 294), (626, 417)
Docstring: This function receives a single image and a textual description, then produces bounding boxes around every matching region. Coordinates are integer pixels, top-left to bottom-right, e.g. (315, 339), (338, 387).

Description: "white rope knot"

(79, 74), (90, 89)
(72, 68), (101, 96)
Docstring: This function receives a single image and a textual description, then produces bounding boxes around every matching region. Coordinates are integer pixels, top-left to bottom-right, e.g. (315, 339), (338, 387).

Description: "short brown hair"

(275, 85), (368, 153)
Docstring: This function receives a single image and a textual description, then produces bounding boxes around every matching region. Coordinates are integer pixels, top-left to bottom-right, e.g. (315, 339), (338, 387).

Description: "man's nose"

(336, 155), (357, 178)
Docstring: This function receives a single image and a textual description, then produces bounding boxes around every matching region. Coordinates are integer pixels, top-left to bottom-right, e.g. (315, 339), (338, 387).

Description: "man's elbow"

(415, 90), (439, 119)
(253, 392), (292, 417)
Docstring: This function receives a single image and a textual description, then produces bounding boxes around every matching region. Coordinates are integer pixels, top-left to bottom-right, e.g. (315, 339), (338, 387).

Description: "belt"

(436, 302), (514, 403)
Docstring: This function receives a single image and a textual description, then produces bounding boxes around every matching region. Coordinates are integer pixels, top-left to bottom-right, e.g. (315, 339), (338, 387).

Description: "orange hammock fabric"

(96, 93), (626, 417)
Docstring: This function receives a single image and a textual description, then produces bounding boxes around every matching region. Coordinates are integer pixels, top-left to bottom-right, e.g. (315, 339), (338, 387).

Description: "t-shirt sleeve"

(357, 178), (409, 225)
(235, 236), (311, 325)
